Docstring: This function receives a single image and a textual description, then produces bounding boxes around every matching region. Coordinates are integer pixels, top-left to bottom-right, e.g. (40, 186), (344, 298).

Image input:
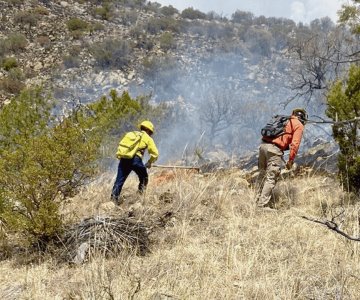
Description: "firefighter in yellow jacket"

(111, 120), (159, 205)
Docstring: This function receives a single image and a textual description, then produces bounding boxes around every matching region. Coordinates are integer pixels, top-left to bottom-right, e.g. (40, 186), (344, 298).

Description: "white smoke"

(155, 0), (345, 24)
(291, 0), (346, 24)
(290, 1), (306, 23)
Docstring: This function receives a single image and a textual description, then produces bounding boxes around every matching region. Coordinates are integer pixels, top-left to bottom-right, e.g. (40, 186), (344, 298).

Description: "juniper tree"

(326, 65), (360, 194)
(0, 88), (159, 248)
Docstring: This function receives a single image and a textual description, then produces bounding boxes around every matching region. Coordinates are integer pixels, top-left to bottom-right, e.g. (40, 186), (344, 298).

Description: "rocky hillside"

(0, 0), (298, 103)
(2, 4), (360, 298)
(0, 0), (340, 160)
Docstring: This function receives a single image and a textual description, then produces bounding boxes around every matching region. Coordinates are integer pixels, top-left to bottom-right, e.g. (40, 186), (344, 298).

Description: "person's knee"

(266, 169), (280, 185)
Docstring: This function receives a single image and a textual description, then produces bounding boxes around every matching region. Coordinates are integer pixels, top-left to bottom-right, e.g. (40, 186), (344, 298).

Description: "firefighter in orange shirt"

(255, 108), (308, 209)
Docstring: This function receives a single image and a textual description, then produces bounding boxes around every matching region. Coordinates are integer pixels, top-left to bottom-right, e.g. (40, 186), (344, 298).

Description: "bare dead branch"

(302, 215), (360, 241)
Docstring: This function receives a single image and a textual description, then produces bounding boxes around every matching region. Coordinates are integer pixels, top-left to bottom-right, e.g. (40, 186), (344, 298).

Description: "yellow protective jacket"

(136, 130), (159, 163)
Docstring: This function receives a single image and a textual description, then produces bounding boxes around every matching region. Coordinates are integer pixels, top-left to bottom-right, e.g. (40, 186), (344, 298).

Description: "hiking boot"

(111, 195), (121, 206)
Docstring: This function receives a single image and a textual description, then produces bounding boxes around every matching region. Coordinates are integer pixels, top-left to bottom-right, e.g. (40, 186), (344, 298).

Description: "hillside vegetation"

(1, 0), (360, 299)
(0, 0), (357, 155)
(1, 170), (360, 299)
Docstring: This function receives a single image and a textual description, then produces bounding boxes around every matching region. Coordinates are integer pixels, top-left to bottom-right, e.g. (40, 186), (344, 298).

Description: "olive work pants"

(255, 142), (284, 207)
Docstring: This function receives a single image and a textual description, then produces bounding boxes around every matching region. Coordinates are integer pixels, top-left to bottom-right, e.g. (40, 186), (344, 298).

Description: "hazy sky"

(154, 0), (346, 24)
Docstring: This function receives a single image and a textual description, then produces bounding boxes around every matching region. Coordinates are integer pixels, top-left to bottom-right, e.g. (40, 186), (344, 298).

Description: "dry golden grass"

(1, 168), (360, 299)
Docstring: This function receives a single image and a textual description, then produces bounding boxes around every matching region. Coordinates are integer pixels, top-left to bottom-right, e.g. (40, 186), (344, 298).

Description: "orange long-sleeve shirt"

(264, 116), (304, 161)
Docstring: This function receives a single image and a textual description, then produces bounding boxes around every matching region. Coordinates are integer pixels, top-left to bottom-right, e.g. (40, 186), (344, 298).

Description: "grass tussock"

(1, 168), (360, 299)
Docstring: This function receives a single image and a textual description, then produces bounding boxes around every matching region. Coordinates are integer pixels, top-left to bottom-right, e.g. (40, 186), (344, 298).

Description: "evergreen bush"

(326, 65), (360, 194)
(159, 32), (175, 51)
(181, 7), (207, 20)
(92, 3), (114, 20)
(90, 38), (132, 69)
(161, 5), (178, 16)
(14, 10), (38, 28)
(4, 33), (28, 53)
(0, 77), (25, 94)
(1, 57), (18, 71)
(66, 18), (89, 39)
(0, 88), (149, 247)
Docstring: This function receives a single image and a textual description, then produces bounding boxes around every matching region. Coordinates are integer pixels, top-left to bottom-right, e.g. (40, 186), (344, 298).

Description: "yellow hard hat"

(139, 120), (154, 133)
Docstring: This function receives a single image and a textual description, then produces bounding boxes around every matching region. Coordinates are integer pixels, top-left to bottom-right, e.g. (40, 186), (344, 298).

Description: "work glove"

(145, 161), (152, 169)
(286, 160), (294, 170)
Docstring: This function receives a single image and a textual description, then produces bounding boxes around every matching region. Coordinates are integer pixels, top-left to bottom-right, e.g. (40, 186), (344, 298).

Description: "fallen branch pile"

(60, 216), (150, 264)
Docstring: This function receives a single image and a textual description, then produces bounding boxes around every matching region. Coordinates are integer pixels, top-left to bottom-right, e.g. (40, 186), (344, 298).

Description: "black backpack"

(261, 115), (291, 138)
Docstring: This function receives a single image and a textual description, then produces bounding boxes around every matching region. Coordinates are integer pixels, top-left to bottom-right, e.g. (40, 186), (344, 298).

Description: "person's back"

(263, 115), (304, 161)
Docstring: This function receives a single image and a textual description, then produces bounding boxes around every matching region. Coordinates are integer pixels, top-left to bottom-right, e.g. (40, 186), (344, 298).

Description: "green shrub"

(0, 88), (146, 247)
(145, 17), (180, 34)
(181, 7), (207, 20)
(92, 3), (114, 20)
(67, 17), (89, 31)
(160, 17), (181, 33)
(145, 1), (161, 13)
(14, 10), (38, 28)
(159, 32), (176, 51)
(0, 66), (25, 91)
(66, 18), (89, 38)
(231, 10), (254, 26)
(90, 38), (132, 69)
(0, 76), (25, 94)
(161, 5), (178, 16)
(4, 33), (28, 53)
(326, 65), (360, 194)
(33, 6), (49, 15)
(1, 57), (18, 71)
(8, 67), (24, 81)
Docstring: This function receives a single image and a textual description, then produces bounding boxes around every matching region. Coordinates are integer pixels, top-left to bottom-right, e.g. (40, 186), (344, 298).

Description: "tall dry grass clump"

(1, 168), (360, 299)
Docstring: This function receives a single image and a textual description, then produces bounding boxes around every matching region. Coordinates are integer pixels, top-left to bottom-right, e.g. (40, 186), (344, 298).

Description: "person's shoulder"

(289, 116), (304, 129)
(140, 131), (154, 141)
